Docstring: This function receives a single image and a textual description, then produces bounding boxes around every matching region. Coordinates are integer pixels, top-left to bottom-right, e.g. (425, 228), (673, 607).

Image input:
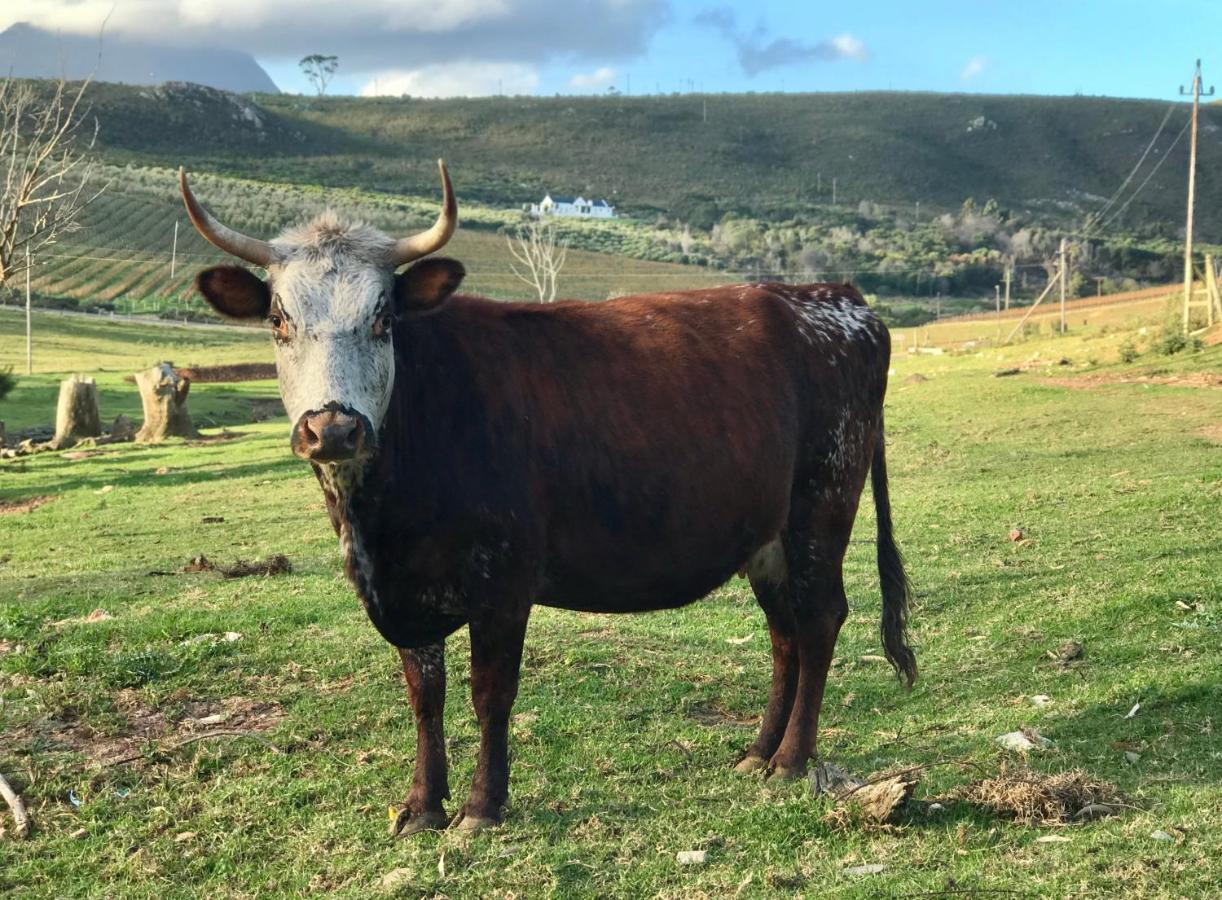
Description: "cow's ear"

(195, 265), (271, 320)
(395, 257), (465, 313)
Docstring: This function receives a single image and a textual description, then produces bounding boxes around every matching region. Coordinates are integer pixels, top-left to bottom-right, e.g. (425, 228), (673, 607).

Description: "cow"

(179, 161), (916, 835)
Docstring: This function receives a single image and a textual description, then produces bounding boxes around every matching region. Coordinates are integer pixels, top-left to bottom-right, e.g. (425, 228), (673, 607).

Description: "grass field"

(1, 311), (1220, 897)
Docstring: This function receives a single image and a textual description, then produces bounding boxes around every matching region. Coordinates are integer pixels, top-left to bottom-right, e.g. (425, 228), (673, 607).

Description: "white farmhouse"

(530, 194), (616, 219)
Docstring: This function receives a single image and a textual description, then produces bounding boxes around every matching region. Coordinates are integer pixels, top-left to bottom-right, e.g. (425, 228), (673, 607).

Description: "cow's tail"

(871, 421), (917, 688)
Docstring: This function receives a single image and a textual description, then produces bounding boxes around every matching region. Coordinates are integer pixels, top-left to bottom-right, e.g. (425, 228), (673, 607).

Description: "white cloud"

(830, 34), (868, 62)
(0, 1), (667, 73)
(961, 56), (986, 82)
(359, 62), (539, 97)
(569, 66), (617, 89)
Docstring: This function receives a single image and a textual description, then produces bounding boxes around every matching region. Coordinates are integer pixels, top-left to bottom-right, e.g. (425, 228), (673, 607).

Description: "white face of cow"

(179, 162), (463, 465)
(266, 235), (398, 439)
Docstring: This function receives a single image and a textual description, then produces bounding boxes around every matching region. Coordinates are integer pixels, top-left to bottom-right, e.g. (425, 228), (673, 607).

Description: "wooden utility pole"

(1180, 60), (1214, 333)
(25, 247), (32, 375)
(1059, 238), (1068, 334)
(1004, 266), (1012, 311)
(171, 220), (179, 279)
(832, 178), (837, 206)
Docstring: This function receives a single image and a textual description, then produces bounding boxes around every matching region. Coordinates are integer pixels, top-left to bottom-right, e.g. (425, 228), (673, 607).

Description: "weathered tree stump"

(135, 363), (199, 442)
(50, 375), (102, 449)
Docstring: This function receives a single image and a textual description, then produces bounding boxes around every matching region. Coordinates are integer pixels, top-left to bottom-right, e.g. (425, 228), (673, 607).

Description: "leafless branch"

(506, 219), (568, 303)
(0, 75), (105, 288)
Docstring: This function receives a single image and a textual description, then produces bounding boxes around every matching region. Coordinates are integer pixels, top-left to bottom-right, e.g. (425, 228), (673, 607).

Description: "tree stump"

(50, 375), (102, 449)
(135, 363), (199, 442)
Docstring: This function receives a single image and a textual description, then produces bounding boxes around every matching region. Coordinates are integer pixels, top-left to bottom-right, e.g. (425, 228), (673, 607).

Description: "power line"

(1097, 117), (1191, 231)
(1084, 104), (1176, 234)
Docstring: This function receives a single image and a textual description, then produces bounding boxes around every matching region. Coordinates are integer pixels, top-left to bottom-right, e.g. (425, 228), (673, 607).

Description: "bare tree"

(507, 220), (568, 303)
(299, 55), (339, 97)
(0, 76), (101, 289)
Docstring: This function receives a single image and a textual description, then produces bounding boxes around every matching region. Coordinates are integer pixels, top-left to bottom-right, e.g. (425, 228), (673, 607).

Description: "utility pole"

(25, 247), (32, 375)
(1004, 266), (1011, 311)
(702, 98), (707, 123)
(817, 172), (822, 193)
(171, 220), (179, 279)
(1059, 238), (1067, 334)
(1180, 60), (1214, 333)
(832, 177), (837, 206)
(994, 283), (1001, 317)
(915, 200), (920, 222)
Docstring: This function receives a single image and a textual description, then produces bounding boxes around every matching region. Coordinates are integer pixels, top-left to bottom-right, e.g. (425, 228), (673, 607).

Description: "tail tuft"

(872, 428), (917, 688)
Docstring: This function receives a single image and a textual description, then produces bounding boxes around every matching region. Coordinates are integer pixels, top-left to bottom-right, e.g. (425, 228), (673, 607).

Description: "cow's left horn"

(388, 159), (457, 267)
(179, 167), (277, 268)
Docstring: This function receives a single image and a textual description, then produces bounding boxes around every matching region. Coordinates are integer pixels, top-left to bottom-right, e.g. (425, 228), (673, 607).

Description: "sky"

(3, 0), (1219, 101)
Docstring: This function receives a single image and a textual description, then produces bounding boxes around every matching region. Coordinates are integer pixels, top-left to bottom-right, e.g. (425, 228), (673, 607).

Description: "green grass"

(1, 313), (1220, 897)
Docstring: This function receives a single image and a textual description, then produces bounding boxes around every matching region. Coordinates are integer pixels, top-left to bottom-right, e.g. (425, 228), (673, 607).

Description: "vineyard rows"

(18, 166), (725, 317)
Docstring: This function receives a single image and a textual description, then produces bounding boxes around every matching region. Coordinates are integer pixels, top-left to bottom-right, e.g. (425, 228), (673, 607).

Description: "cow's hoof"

(733, 754), (769, 774)
(453, 814), (499, 834)
(768, 765), (806, 781)
(390, 808), (448, 839)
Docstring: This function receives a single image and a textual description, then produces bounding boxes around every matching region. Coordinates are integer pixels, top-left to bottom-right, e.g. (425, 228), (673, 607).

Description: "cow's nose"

(294, 409), (365, 461)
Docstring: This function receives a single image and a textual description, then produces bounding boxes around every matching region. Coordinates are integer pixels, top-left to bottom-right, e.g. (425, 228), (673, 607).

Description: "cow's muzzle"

(292, 405), (368, 462)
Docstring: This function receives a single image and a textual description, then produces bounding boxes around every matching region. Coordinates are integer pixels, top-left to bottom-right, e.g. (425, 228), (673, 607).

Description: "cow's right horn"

(179, 167), (276, 268)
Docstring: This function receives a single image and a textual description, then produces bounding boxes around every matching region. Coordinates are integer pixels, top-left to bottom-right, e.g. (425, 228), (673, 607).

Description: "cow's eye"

(268, 311), (289, 339)
(373, 313), (394, 336)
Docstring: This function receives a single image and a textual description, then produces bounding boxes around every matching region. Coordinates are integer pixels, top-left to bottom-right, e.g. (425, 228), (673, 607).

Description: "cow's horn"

(389, 159), (457, 267)
(179, 167), (276, 268)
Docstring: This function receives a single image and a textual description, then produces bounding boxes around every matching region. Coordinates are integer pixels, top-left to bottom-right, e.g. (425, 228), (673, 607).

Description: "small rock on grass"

(1150, 830), (1175, 842)
(842, 864), (886, 876)
(676, 850), (708, 865)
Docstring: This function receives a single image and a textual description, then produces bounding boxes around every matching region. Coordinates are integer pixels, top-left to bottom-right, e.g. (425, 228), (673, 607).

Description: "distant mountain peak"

(0, 23), (279, 94)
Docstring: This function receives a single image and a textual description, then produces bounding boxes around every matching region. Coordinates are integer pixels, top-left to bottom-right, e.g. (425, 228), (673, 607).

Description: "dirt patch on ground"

(1041, 372), (1222, 390)
(0, 495), (54, 516)
(687, 701), (760, 729)
(124, 363), (276, 384)
(1197, 423), (1222, 444)
(179, 363), (277, 383)
(159, 554), (293, 578)
(29, 691), (284, 767)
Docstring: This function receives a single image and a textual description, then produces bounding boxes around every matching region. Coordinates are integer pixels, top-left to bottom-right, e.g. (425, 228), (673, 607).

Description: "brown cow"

(180, 162), (916, 835)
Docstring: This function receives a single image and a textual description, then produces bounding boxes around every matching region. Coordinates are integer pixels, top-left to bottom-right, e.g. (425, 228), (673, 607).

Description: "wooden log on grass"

(135, 362), (199, 442)
(49, 374), (102, 449)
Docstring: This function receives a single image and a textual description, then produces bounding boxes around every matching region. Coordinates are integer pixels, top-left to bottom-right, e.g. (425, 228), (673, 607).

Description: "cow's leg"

(768, 518), (852, 780)
(454, 609), (530, 832)
(735, 540), (799, 773)
(390, 643), (450, 837)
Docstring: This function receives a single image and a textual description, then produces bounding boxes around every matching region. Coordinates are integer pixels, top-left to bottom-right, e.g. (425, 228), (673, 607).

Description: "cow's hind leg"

(391, 643), (451, 837)
(735, 539), (799, 773)
(768, 518), (852, 780)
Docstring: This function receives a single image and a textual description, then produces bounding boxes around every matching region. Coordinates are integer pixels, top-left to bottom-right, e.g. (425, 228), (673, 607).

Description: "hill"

(0, 23), (278, 93)
(75, 84), (1222, 238)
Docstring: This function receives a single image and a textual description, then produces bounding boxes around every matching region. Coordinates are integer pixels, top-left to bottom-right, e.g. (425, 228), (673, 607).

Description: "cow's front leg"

(390, 642), (450, 838)
(453, 610), (530, 832)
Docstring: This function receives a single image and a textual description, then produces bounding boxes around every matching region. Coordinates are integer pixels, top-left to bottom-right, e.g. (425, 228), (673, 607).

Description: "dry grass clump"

(947, 764), (1123, 824)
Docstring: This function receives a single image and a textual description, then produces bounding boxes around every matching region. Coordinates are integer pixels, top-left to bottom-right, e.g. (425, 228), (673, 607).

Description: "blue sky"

(266, 0), (1218, 100)
(7, 0), (1219, 100)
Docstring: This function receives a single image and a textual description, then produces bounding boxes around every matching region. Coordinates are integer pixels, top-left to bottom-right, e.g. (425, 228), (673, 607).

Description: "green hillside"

(79, 83), (1222, 238)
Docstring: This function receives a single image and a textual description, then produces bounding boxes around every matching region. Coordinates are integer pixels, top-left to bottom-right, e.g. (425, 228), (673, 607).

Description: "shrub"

(1118, 340), (1139, 364)
(1155, 328), (1201, 356)
(0, 366), (15, 402)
